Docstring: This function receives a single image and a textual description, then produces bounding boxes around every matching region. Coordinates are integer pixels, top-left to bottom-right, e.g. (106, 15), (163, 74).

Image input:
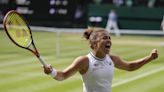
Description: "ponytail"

(83, 27), (106, 49)
(83, 27), (94, 40)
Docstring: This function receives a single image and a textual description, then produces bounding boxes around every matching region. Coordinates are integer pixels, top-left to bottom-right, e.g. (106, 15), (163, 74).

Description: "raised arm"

(43, 56), (88, 81)
(111, 49), (158, 71)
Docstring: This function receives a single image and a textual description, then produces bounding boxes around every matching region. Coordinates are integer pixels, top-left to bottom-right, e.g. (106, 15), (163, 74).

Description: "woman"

(43, 27), (158, 92)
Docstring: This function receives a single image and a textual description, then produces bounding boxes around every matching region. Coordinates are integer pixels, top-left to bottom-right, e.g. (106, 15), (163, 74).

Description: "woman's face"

(94, 31), (112, 54)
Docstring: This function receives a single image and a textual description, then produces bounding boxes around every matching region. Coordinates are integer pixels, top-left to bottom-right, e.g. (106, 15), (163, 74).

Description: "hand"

(43, 65), (53, 75)
(149, 49), (158, 61)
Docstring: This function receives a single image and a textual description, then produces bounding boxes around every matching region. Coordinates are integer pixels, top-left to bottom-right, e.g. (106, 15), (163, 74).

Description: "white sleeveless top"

(82, 52), (114, 92)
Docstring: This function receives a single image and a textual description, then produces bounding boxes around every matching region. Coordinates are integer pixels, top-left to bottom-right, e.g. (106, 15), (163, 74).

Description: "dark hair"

(83, 27), (105, 40)
(83, 27), (93, 40)
(83, 27), (106, 49)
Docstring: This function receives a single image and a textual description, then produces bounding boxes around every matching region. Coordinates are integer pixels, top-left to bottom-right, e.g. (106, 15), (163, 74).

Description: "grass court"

(0, 30), (164, 92)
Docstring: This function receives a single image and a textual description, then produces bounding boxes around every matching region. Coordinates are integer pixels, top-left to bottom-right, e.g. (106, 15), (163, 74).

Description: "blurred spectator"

(126, 0), (133, 7)
(106, 9), (120, 37)
(113, 0), (124, 7)
(148, 0), (156, 8)
(0, 11), (3, 22)
(74, 6), (83, 20)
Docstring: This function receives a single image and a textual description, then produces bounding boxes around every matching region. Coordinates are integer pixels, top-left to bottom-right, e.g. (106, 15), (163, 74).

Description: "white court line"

(1, 62), (163, 88)
(112, 66), (164, 87)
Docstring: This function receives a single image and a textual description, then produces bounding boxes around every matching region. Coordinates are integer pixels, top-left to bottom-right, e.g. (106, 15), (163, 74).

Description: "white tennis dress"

(82, 52), (114, 92)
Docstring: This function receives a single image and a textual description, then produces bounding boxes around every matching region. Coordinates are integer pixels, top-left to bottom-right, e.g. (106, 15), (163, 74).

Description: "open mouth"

(105, 45), (111, 49)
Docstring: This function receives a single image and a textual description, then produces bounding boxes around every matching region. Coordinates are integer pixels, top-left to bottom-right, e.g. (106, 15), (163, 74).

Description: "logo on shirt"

(109, 62), (112, 65)
(94, 63), (99, 67)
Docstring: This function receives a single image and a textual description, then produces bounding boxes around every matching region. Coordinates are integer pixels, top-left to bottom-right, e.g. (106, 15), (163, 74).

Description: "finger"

(151, 49), (157, 54)
(154, 49), (158, 53)
(43, 64), (51, 68)
(153, 49), (157, 52)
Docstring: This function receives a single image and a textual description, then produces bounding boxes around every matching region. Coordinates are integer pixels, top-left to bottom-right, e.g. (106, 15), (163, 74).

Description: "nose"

(107, 38), (111, 42)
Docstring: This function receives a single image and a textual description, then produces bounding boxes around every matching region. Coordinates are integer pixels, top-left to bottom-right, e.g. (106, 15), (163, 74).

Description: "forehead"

(98, 31), (110, 37)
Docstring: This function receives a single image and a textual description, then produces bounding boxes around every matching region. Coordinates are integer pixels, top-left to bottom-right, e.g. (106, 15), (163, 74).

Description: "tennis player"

(43, 27), (158, 92)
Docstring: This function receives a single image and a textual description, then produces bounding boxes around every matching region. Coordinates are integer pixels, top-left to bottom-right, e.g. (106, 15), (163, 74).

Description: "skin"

(43, 29), (158, 81)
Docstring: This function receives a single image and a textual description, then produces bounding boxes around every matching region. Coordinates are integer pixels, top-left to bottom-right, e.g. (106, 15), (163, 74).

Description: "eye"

(102, 36), (108, 40)
(108, 36), (111, 40)
(102, 36), (111, 40)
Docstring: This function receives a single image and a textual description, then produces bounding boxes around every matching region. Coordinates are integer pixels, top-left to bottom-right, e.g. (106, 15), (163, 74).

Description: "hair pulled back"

(83, 27), (105, 40)
(83, 27), (106, 49)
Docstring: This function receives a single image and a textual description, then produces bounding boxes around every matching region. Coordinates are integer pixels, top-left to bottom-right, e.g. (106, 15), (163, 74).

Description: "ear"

(90, 41), (96, 49)
(93, 41), (98, 48)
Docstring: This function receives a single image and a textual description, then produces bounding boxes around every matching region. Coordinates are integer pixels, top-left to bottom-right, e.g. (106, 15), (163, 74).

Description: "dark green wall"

(88, 4), (164, 30)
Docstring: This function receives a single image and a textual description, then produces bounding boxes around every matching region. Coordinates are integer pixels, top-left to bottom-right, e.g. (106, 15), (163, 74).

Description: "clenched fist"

(149, 49), (158, 61)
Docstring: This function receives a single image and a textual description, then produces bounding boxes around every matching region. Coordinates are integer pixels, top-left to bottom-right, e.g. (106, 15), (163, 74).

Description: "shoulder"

(109, 54), (122, 63)
(110, 54), (120, 60)
(109, 54), (128, 68)
(74, 56), (89, 62)
(74, 56), (89, 74)
(73, 56), (89, 68)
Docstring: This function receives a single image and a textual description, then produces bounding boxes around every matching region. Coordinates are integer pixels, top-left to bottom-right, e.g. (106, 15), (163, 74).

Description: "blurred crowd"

(90, 0), (163, 8)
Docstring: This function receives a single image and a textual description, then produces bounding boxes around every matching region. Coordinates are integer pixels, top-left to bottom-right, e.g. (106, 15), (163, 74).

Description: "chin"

(105, 50), (110, 54)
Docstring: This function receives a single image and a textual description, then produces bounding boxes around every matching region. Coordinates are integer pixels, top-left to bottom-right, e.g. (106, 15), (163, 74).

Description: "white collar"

(90, 52), (106, 61)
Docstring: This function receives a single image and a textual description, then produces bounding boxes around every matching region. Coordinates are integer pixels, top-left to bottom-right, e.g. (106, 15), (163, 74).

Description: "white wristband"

(50, 68), (57, 78)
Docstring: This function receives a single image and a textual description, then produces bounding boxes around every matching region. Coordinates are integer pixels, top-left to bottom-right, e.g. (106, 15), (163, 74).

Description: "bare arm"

(43, 56), (88, 81)
(111, 49), (158, 71)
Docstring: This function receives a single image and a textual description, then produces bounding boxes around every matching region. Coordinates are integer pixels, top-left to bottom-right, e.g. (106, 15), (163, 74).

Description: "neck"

(90, 51), (106, 61)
